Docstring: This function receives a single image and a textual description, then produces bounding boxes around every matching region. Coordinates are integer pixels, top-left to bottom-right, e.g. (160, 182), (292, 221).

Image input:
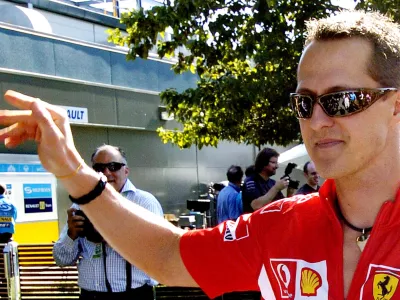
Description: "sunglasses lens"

(291, 95), (313, 118)
(291, 88), (395, 119)
(108, 163), (123, 172)
(92, 162), (124, 172)
(320, 91), (373, 117)
(92, 164), (104, 172)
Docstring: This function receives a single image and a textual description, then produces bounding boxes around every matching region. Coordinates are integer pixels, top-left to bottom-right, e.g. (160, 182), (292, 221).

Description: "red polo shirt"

(180, 179), (400, 299)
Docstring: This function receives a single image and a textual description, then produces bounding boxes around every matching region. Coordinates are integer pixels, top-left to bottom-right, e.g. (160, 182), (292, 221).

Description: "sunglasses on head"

(92, 162), (126, 173)
(290, 88), (397, 119)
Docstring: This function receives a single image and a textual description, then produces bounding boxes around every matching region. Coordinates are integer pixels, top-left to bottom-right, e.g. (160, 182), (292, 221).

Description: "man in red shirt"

(0, 9), (400, 300)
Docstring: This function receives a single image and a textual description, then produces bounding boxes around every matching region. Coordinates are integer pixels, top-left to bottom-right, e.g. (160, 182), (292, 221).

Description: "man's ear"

(393, 91), (400, 116)
(125, 166), (130, 176)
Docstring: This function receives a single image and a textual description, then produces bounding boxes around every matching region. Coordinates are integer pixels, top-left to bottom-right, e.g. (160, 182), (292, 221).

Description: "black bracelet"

(69, 175), (107, 205)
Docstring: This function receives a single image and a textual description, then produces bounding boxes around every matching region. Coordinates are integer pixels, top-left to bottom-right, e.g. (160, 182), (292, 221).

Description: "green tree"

(356, 0), (400, 22)
(109, 0), (339, 149)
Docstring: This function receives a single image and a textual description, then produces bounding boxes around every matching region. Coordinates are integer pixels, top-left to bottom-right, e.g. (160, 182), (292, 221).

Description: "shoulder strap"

(126, 260), (132, 292)
(102, 241), (132, 293)
(101, 242), (112, 292)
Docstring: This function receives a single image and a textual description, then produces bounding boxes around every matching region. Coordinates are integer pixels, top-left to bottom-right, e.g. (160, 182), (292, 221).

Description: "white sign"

(58, 105), (88, 123)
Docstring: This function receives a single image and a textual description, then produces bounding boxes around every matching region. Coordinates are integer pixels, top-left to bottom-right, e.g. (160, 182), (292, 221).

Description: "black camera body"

(281, 162), (300, 189)
(74, 210), (104, 243)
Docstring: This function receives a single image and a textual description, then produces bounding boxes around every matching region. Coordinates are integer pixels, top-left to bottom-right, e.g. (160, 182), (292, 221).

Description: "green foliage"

(108, 1), (341, 148)
(356, 0), (400, 22)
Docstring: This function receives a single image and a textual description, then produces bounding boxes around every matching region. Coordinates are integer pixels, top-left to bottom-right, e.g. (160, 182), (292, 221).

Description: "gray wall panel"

(111, 53), (159, 91)
(116, 90), (160, 129)
(92, 89), (118, 125)
(0, 28), (199, 94)
(0, 28), (56, 75)
(54, 41), (112, 84)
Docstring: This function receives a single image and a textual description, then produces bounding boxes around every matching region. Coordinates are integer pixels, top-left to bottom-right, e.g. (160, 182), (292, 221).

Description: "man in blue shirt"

(0, 183), (17, 243)
(217, 165), (244, 224)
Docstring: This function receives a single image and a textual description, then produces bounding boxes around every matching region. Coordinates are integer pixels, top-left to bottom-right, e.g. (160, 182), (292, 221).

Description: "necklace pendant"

(356, 233), (369, 252)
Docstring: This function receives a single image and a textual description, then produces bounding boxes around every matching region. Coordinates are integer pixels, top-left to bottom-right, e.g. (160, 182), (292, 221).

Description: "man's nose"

(309, 103), (334, 131)
(102, 167), (112, 175)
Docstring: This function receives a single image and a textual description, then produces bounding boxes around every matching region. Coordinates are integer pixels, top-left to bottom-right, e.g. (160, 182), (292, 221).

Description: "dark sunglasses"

(290, 88), (397, 119)
(92, 162), (126, 172)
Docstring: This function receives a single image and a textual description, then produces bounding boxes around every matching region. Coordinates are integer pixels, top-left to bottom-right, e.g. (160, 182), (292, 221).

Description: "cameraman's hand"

(67, 208), (85, 240)
(275, 177), (289, 191)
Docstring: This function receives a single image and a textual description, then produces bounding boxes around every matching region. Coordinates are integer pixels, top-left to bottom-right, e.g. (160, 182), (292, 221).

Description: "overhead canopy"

(278, 144), (310, 169)
(0, 4), (52, 33)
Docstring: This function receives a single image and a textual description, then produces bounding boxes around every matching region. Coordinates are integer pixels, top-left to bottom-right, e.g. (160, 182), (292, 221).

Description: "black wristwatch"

(69, 174), (107, 205)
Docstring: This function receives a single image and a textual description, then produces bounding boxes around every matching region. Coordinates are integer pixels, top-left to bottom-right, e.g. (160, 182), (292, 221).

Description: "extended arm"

(0, 91), (197, 287)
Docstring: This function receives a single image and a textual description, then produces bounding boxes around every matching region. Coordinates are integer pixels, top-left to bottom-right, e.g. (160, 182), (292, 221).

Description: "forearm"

(61, 165), (197, 287)
(250, 186), (280, 210)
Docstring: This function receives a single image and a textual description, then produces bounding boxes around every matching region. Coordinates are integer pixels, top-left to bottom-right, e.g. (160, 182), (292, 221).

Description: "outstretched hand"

(0, 90), (83, 177)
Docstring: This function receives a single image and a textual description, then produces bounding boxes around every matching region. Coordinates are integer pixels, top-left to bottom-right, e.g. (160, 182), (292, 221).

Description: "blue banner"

(0, 164), (47, 173)
(23, 184), (53, 214)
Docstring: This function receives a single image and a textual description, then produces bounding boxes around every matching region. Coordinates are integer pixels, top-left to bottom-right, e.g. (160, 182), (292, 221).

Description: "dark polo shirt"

(242, 174), (284, 213)
(295, 183), (320, 195)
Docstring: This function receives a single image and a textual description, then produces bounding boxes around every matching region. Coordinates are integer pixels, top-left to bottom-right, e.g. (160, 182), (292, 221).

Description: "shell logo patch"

(270, 259), (328, 299)
(300, 267), (322, 296)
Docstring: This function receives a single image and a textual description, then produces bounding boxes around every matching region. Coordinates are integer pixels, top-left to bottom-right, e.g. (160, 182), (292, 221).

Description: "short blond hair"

(305, 10), (400, 88)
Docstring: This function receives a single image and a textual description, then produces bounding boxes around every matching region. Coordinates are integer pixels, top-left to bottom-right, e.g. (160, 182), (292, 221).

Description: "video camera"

(281, 162), (300, 189)
(74, 210), (104, 243)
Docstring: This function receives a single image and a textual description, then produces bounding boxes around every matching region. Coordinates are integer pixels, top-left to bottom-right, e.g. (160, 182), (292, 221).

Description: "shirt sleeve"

(228, 191), (242, 220)
(180, 214), (262, 298)
(134, 190), (164, 217)
(131, 190), (163, 285)
(53, 223), (80, 267)
(243, 179), (262, 202)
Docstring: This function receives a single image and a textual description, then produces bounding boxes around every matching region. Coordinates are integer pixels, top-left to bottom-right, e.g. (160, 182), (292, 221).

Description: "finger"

(0, 110), (33, 125)
(4, 135), (31, 148)
(72, 220), (85, 227)
(5, 91), (71, 137)
(67, 208), (77, 219)
(2, 119), (38, 146)
(0, 122), (37, 139)
(4, 91), (67, 118)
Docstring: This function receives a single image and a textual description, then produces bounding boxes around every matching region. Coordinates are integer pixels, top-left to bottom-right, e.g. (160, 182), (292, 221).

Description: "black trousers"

(80, 285), (154, 300)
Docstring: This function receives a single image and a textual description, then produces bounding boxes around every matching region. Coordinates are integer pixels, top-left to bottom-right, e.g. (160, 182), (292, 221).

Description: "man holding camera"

(53, 144), (163, 300)
(242, 148), (289, 213)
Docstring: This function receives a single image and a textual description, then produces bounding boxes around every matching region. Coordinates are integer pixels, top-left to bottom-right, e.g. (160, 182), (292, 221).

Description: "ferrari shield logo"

(373, 274), (399, 300)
